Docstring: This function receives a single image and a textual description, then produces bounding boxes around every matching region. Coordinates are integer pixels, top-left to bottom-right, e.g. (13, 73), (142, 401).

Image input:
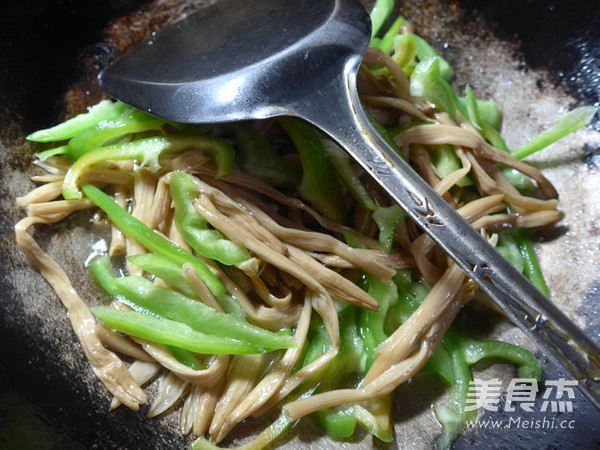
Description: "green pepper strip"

(430, 144), (472, 188)
(83, 184), (226, 298)
(358, 275), (398, 370)
(193, 411), (292, 450)
(353, 396), (393, 442)
(170, 171), (250, 265)
(91, 257), (296, 351)
(495, 232), (525, 273)
(315, 288), (397, 442)
(293, 310), (356, 439)
(468, 104), (550, 292)
(91, 306), (258, 354)
(128, 252), (243, 319)
(90, 255), (124, 299)
(92, 255), (208, 369)
(229, 122), (301, 188)
(513, 228), (550, 297)
(411, 34), (454, 80)
(512, 106), (597, 160)
(322, 140), (377, 211)
(112, 275), (296, 351)
(165, 345), (205, 370)
(26, 100), (129, 142)
(459, 85), (501, 131)
(314, 307), (365, 439)
(127, 253), (197, 298)
(423, 329), (474, 450)
(64, 134), (234, 199)
(387, 270), (426, 329)
(364, 106), (405, 159)
(459, 87), (509, 174)
(410, 57), (459, 121)
(36, 145), (69, 161)
(351, 277), (397, 442)
(278, 117), (347, 223)
(461, 336), (542, 380)
(501, 205), (550, 296)
(67, 111), (167, 160)
(491, 120), (549, 294)
(369, 0), (394, 40)
(317, 408), (356, 439)
(425, 326), (541, 450)
(392, 33), (417, 69)
(378, 16), (404, 55)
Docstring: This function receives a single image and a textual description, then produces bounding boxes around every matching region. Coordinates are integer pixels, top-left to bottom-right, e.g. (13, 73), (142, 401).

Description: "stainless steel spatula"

(99, 0), (600, 408)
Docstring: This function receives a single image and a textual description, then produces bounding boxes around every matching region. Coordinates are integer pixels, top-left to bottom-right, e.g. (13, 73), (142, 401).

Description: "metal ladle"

(99, 0), (600, 407)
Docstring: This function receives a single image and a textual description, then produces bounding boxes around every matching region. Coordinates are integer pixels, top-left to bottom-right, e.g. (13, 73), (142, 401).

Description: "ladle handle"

(297, 71), (600, 410)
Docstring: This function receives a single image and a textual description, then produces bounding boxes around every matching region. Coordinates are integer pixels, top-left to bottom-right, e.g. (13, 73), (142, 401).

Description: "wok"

(0, 0), (599, 448)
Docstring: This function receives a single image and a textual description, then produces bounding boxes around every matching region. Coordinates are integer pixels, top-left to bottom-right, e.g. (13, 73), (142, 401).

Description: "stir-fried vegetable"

(91, 256), (296, 352)
(15, 1), (597, 449)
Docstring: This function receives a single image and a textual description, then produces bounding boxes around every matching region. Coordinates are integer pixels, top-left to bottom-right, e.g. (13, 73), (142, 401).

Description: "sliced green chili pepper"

(64, 134), (234, 199)
(91, 256), (237, 368)
(500, 204), (551, 297)
(461, 336), (542, 380)
(513, 227), (550, 298)
(36, 145), (68, 161)
(165, 345), (205, 370)
(495, 232), (525, 273)
(378, 16), (404, 55)
(322, 140), (377, 211)
(369, 0), (395, 40)
(364, 106), (405, 158)
(353, 396), (393, 442)
(90, 255), (125, 300)
(127, 253), (197, 298)
(342, 229), (367, 250)
(91, 306), (259, 354)
(229, 122), (301, 188)
(427, 330), (474, 450)
(411, 34), (454, 80)
(278, 117), (347, 223)
(479, 101), (502, 131)
(27, 100), (129, 143)
(113, 275), (296, 351)
(128, 252), (244, 319)
(459, 86), (501, 131)
(512, 106), (597, 160)
(392, 33), (417, 69)
(459, 85), (479, 129)
(299, 316), (333, 370)
(83, 185), (226, 298)
(91, 257), (203, 369)
(410, 57), (459, 121)
(67, 110), (167, 160)
(314, 306), (365, 438)
(91, 258), (296, 352)
(316, 407), (356, 439)
(386, 270), (427, 331)
(358, 275), (398, 369)
(457, 87), (537, 191)
(170, 171), (250, 265)
(501, 168), (536, 191)
(430, 144), (472, 187)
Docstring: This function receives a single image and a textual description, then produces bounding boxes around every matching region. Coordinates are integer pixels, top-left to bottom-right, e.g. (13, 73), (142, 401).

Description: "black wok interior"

(0, 0), (598, 448)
